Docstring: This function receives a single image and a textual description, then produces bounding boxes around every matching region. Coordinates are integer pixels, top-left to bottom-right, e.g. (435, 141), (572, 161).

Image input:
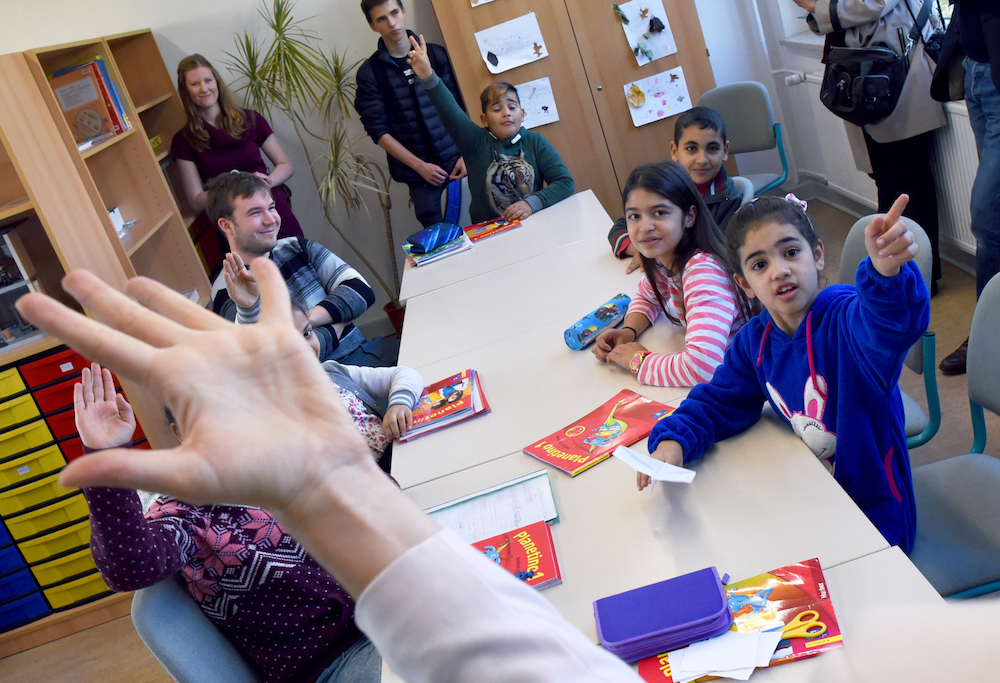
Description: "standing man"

(209, 172), (399, 367)
(934, 0), (1000, 375)
(355, 0), (466, 227)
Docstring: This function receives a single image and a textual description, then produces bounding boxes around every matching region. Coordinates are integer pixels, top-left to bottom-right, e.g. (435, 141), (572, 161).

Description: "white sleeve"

(355, 529), (640, 683)
(325, 362), (424, 409)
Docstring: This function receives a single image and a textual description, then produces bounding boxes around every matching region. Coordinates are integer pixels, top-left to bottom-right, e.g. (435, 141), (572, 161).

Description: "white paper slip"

(613, 445), (696, 483)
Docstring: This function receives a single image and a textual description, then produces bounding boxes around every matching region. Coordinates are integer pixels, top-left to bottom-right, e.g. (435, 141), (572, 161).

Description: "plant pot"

(383, 300), (405, 338)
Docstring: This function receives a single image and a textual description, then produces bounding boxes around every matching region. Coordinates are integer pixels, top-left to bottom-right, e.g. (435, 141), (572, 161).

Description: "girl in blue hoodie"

(640, 194), (929, 552)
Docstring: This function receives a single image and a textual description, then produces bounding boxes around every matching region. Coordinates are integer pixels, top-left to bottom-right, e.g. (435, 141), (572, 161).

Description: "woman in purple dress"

(171, 54), (304, 239)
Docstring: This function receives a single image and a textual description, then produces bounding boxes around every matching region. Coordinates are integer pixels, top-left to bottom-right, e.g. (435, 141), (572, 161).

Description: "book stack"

(399, 369), (490, 441)
(463, 217), (521, 242)
(402, 230), (473, 266)
(471, 520), (562, 590)
(48, 57), (132, 152)
(523, 389), (674, 476)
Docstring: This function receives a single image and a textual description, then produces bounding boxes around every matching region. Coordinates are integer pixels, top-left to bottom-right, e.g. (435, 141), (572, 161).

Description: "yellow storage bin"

(42, 570), (110, 610)
(0, 472), (75, 517)
(30, 547), (98, 588)
(0, 394), (39, 431)
(0, 368), (26, 400)
(5, 493), (89, 540)
(0, 420), (53, 460)
(16, 519), (90, 564)
(0, 444), (65, 488)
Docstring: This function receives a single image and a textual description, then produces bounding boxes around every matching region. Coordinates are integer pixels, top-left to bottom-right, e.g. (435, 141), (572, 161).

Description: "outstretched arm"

(865, 194), (917, 277)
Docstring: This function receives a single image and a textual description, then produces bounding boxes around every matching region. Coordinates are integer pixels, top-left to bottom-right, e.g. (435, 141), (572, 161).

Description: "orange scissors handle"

(782, 609), (827, 639)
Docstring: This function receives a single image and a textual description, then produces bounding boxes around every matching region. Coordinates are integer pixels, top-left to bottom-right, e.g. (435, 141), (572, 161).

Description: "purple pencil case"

(593, 566), (732, 662)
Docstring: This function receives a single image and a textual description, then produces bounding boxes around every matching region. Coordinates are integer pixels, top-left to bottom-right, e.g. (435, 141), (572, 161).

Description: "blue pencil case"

(593, 566), (732, 662)
(404, 223), (463, 254)
(564, 293), (631, 350)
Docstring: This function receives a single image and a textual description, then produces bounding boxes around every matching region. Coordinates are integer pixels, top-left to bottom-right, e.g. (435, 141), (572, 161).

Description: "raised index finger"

(882, 194), (909, 229)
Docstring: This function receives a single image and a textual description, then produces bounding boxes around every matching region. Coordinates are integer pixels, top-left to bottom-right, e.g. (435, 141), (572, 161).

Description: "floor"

(0, 201), (995, 681)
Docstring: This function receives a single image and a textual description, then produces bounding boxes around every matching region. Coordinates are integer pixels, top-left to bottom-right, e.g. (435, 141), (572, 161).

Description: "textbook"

(402, 231), (473, 266)
(399, 369), (490, 441)
(636, 558), (843, 682)
(471, 519), (561, 590)
(523, 389), (673, 476)
(463, 217), (521, 242)
(49, 63), (116, 148)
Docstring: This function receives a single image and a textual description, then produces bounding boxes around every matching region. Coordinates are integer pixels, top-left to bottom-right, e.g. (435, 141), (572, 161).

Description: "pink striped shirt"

(629, 251), (746, 387)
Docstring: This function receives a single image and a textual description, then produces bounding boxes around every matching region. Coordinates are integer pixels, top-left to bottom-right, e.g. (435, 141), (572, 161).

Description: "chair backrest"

(697, 82), (776, 155)
(838, 214), (932, 374)
(968, 273), (1000, 417)
(131, 576), (263, 683)
(730, 176), (755, 206)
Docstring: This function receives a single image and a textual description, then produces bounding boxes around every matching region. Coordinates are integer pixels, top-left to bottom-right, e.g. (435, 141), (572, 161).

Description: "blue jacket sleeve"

(845, 258), (929, 391)
(354, 59), (391, 144)
(648, 330), (767, 462)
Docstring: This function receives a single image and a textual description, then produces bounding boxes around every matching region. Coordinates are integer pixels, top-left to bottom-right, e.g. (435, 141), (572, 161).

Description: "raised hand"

(406, 34), (434, 80)
(865, 194), (918, 277)
(74, 363), (135, 450)
(223, 252), (260, 309)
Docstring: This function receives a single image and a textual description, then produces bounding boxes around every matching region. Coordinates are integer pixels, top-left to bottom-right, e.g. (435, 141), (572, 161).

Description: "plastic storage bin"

(0, 444), (65, 488)
(0, 394), (40, 432)
(0, 543), (26, 574)
(29, 547), (98, 588)
(16, 519), (90, 564)
(0, 568), (38, 602)
(0, 421), (54, 460)
(43, 570), (110, 610)
(0, 590), (50, 632)
(59, 436), (83, 462)
(44, 409), (77, 440)
(0, 472), (75, 517)
(5, 494), (89, 540)
(0, 368), (27, 400)
(31, 378), (77, 415)
(19, 349), (88, 389)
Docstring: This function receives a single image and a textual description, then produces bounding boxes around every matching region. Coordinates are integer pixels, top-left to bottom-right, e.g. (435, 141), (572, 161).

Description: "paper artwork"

(622, 66), (692, 128)
(514, 76), (560, 129)
(470, 0), (497, 6)
(474, 13), (548, 74)
(615, 0), (677, 67)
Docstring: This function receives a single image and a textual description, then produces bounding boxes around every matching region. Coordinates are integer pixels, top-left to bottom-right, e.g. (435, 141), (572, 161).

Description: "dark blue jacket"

(649, 259), (929, 553)
(354, 31), (465, 186)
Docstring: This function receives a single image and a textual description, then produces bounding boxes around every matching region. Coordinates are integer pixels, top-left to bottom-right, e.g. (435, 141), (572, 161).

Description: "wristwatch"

(629, 350), (651, 374)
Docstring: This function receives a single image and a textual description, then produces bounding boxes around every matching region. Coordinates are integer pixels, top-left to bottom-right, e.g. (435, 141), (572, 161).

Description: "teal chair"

(696, 82), (788, 197)
(908, 272), (1000, 598)
(838, 214), (940, 449)
(131, 575), (262, 682)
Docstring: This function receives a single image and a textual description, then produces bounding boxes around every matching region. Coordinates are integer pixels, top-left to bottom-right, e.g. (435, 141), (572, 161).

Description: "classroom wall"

(2, 0), (789, 331)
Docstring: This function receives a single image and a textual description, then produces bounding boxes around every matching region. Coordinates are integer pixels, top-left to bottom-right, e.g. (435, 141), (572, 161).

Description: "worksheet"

(474, 12), (548, 74)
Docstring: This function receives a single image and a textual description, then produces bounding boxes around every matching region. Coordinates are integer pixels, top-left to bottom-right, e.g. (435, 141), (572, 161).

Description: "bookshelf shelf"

(121, 210), (170, 256)
(0, 197), (32, 223)
(155, 148), (169, 163)
(80, 127), (136, 159)
(134, 92), (172, 114)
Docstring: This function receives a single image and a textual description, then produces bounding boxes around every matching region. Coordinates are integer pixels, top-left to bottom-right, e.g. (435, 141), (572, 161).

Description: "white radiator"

(801, 74), (978, 256)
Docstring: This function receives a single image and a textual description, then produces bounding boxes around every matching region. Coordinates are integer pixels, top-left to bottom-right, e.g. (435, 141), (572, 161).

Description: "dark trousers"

(864, 130), (941, 283)
(407, 182), (447, 228)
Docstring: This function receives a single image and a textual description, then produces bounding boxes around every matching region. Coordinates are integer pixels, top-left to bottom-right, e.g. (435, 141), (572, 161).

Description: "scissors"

(781, 610), (827, 640)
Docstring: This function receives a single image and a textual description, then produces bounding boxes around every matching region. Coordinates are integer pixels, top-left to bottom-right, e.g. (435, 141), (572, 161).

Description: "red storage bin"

(19, 350), (88, 389)
(45, 410), (77, 440)
(59, 437), (84, 462)
(32, 378), (76, 415)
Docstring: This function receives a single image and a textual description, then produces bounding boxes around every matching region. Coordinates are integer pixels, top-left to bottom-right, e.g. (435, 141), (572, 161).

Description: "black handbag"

(820, 0), (932, 127)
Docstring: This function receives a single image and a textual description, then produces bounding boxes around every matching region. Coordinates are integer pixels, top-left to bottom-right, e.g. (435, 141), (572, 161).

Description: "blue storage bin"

(0, 568), (37, 602)
(0, 517), (11, 546)
(0, 590), (49, 632)
(0, 544), (25, 575)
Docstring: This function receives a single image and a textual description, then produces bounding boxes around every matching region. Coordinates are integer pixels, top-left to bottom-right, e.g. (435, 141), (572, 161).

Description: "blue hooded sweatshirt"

(647, 258), (929, 553)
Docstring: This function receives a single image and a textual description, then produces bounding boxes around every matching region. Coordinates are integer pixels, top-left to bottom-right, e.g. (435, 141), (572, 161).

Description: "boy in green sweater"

(407, 35), (574, 224)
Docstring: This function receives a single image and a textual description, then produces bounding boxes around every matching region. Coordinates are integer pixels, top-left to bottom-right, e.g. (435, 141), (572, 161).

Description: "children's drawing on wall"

(514, 76), (560, 129)
(613, 0), (677, 67)
(622, 66), (691, 128)
(474, 12), (548, 74)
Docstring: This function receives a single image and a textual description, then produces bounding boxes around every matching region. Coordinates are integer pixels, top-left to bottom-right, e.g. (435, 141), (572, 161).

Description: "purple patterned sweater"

(83, 487), (362, 682)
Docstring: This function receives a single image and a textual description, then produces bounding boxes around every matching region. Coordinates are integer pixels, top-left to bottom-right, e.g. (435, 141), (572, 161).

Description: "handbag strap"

(906, 0), (933, 43)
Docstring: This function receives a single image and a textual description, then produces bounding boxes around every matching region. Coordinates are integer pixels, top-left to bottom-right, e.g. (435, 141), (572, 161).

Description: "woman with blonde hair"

(170, 54), (303, 239)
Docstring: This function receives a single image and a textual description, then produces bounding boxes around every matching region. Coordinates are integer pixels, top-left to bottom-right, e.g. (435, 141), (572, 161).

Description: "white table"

(398, 190), (614, 302)
(392, 316), (689, 489)
(402, 408), (890, 642)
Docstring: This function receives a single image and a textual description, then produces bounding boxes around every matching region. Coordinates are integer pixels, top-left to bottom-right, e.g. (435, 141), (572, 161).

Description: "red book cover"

(463, 217), (521, 242)
(637, 558), (843, 681)
(522, 389), (673, 476)
(471, 520), (561, 590)
(400, 370), (489, 441)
